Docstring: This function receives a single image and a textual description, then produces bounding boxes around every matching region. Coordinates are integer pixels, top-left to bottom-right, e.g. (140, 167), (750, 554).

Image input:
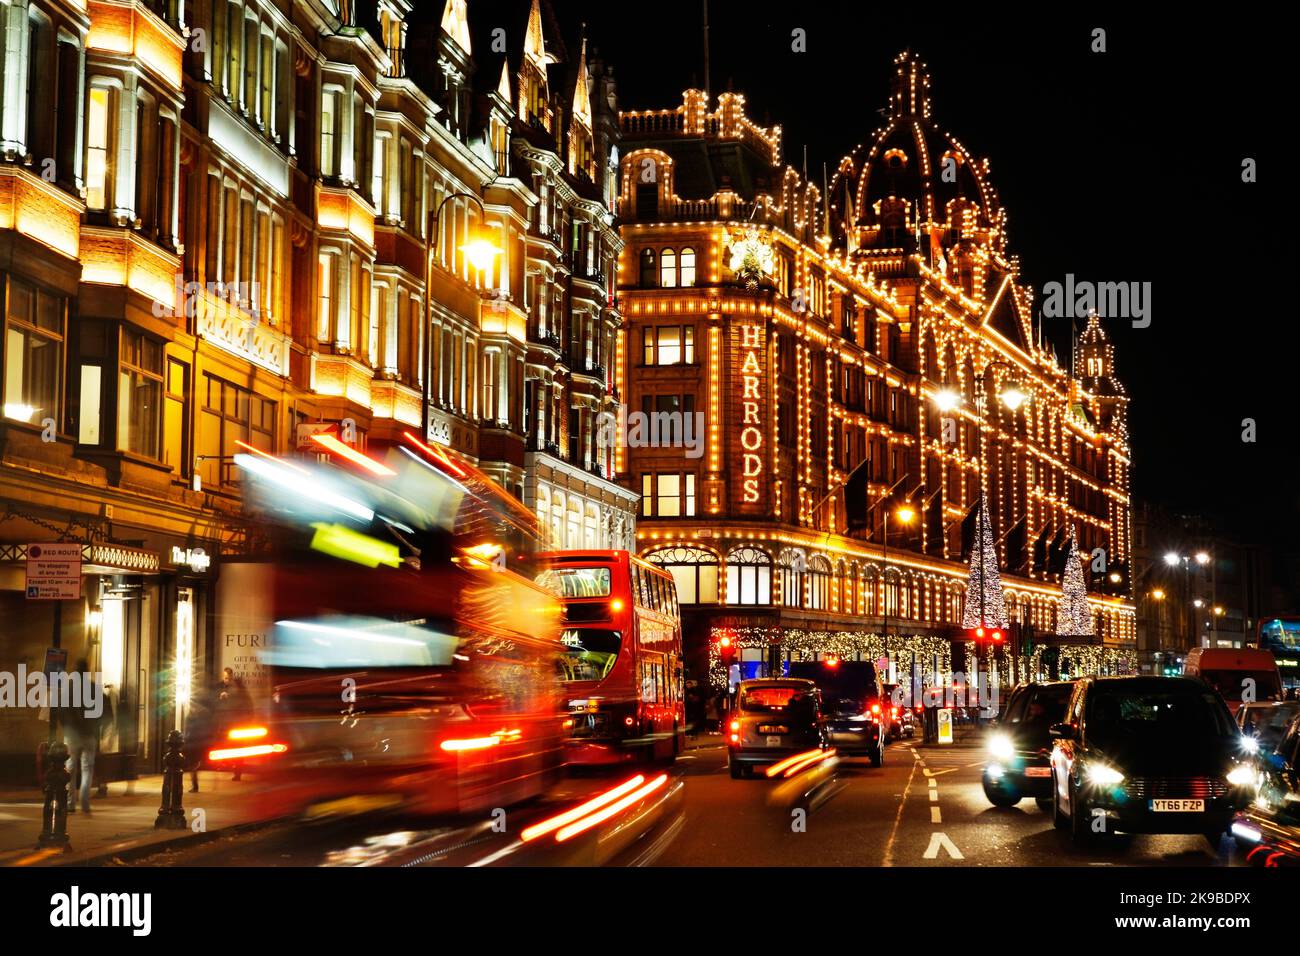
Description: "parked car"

(1049, 676), (1255, 846)
(727, 679), (827, 779)
(1232, 711), (1300, 865)
(982, 681), (1074, 808)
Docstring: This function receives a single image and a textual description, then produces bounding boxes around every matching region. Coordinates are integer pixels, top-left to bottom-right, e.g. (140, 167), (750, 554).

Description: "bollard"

(154, 730), (188, 830)
(37, 742), (72, 852)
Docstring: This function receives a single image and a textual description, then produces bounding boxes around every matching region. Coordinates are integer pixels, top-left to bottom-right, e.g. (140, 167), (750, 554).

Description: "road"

(121, 738), (1237, 867)
(657, 739), (1234, 867)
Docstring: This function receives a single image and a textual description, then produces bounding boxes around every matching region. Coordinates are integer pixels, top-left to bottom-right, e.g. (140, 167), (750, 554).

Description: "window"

(198, 374), (276, 488)
(320, 90), (338, 177)
(639, 248), (656, 287)
(680, 248), (696, 287)
(726, 547), (772, 605)
(316, 252), (334, 341)
(645, 547), (718, 605)
(259, 31), (273, 129)
(3, 277), (64, 427)
(118, 328), (163, 459)
(163, 358), (188, 471)
(807, 556), (831, 610)
(780, 549), (806, 607)
(660, 248), (677, 288)
(642, 325), (694, 366)
(85, 86), (112, 211)
(372, 133), (387, 212)
(640, 472), (695, 517)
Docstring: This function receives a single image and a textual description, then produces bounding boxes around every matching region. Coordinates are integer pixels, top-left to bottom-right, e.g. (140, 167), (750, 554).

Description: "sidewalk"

(0, 771), (271, 866)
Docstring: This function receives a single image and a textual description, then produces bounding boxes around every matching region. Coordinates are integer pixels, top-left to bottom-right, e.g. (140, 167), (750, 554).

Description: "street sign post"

(25, 543), (82, 600)
(937, 707), (953, 744)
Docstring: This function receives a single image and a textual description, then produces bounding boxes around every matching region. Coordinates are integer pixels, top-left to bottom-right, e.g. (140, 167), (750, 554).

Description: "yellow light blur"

(895, 506), (916, 524)
(932, 388), (960, 412)
(1151, 589), (1165, 600)
(998, 385), (1028, 411)
(461, 238), (502, 272)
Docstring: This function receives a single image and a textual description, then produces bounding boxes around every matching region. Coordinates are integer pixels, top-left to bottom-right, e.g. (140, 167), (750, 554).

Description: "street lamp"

(421, 191), (503, 444)
(1151, 589), (1165, 600)
(928, 361), (1029, 646)
(882, 504), (916, 641)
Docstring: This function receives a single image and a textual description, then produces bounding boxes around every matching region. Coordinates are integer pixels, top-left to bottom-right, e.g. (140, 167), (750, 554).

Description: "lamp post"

(883, 504), (916, 642)
(421, 191), (502, 445)
(931, 359), (1028, 630)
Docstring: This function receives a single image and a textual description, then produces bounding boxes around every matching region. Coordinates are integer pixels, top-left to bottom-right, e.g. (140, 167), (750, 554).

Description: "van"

(1184, 647), (1283, 713)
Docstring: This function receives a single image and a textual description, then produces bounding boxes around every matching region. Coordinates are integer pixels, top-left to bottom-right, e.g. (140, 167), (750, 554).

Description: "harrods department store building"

(616, 55), (1136, 687)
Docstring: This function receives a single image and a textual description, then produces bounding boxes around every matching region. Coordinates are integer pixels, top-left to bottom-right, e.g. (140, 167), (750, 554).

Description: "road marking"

(931, 806), (942, 823)
(928, 789), (939, 802)
(882, 747), (919, 868)
(927, 778), (937, 788)
(923, 832), (964, 860)
(922, 768), (956, 777)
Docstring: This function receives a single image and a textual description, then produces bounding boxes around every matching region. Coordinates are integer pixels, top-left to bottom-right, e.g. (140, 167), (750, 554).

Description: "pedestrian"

(184, 683), (217, 793)
(215, 667), (253, 781)
(705, 693), (720, 733)
(58, 660), (101, 815)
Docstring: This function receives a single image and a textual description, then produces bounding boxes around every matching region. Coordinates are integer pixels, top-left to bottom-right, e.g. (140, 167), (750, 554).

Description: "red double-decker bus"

(534, 551), (686, 765)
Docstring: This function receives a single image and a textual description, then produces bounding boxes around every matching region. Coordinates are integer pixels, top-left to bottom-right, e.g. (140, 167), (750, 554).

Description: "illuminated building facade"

(617, 55), (1135, 686)
(0, 0), (631, 784)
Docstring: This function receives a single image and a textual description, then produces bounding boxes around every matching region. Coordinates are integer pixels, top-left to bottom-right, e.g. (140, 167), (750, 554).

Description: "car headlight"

(1226, 765), (1258, 787)
(988, 734), (1015, 761)
(1239, 735), (1259, 755)
(1085, 762), (1124, 787)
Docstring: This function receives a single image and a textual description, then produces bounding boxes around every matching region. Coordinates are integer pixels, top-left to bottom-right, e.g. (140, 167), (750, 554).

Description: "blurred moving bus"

(211, 433), (567, 817)
(1184, 646), (1283, 714)
(534, 551), (685, 765)
(1258, 618), (1300, 690)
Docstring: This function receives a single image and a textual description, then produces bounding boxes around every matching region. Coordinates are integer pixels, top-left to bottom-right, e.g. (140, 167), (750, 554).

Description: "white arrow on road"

(923, 831), (964, 859)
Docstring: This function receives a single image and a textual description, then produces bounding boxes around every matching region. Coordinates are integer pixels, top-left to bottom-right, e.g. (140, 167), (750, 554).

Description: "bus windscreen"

(535, 567), (612, 598)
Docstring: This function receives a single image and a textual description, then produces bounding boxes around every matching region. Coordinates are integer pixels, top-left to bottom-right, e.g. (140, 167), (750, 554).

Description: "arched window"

(660, 248), (677, 288)
(679, 247), (696, 287)
(726, 547), (772, 605)
(584, 502), (600, 549)
(807, 556), (831, 610)
(779, 548), (806, 608)
(536, 485), (550, 541)
(639, 248), (657, 287)
(566, 496), (581, 548)
(550, 491), (565, 548)
(646, 546), (719, 605)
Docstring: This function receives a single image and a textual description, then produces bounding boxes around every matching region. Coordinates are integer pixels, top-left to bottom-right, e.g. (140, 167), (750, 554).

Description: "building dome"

(829, 52), (1005, 259)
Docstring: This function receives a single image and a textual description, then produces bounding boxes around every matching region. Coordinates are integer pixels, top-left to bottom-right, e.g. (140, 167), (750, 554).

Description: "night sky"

(565, 1), (1290, 550)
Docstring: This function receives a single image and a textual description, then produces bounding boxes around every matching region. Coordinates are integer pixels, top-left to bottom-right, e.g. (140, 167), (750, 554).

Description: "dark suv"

(1048, 676), (1255, 846)
(789, 660), (885, 766)
(982, 681), (1074, 808)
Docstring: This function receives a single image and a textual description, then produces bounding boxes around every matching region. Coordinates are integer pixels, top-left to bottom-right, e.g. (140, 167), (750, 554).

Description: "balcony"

(528, 328), (563, 351)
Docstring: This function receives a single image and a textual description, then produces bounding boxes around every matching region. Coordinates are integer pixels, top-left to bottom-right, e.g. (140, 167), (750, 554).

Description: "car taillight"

(871, 703), (881, 715)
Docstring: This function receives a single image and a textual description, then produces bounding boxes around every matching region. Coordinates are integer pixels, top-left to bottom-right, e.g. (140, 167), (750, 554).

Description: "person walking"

(59, 660), (101, 815)
(184, 682), (217, 793)
(215, 668), (253, 781)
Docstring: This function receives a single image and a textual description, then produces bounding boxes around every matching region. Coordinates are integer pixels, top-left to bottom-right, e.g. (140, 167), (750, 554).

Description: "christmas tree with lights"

(962, 494), (1008, 628)
(1056, 526), (1094, 637)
